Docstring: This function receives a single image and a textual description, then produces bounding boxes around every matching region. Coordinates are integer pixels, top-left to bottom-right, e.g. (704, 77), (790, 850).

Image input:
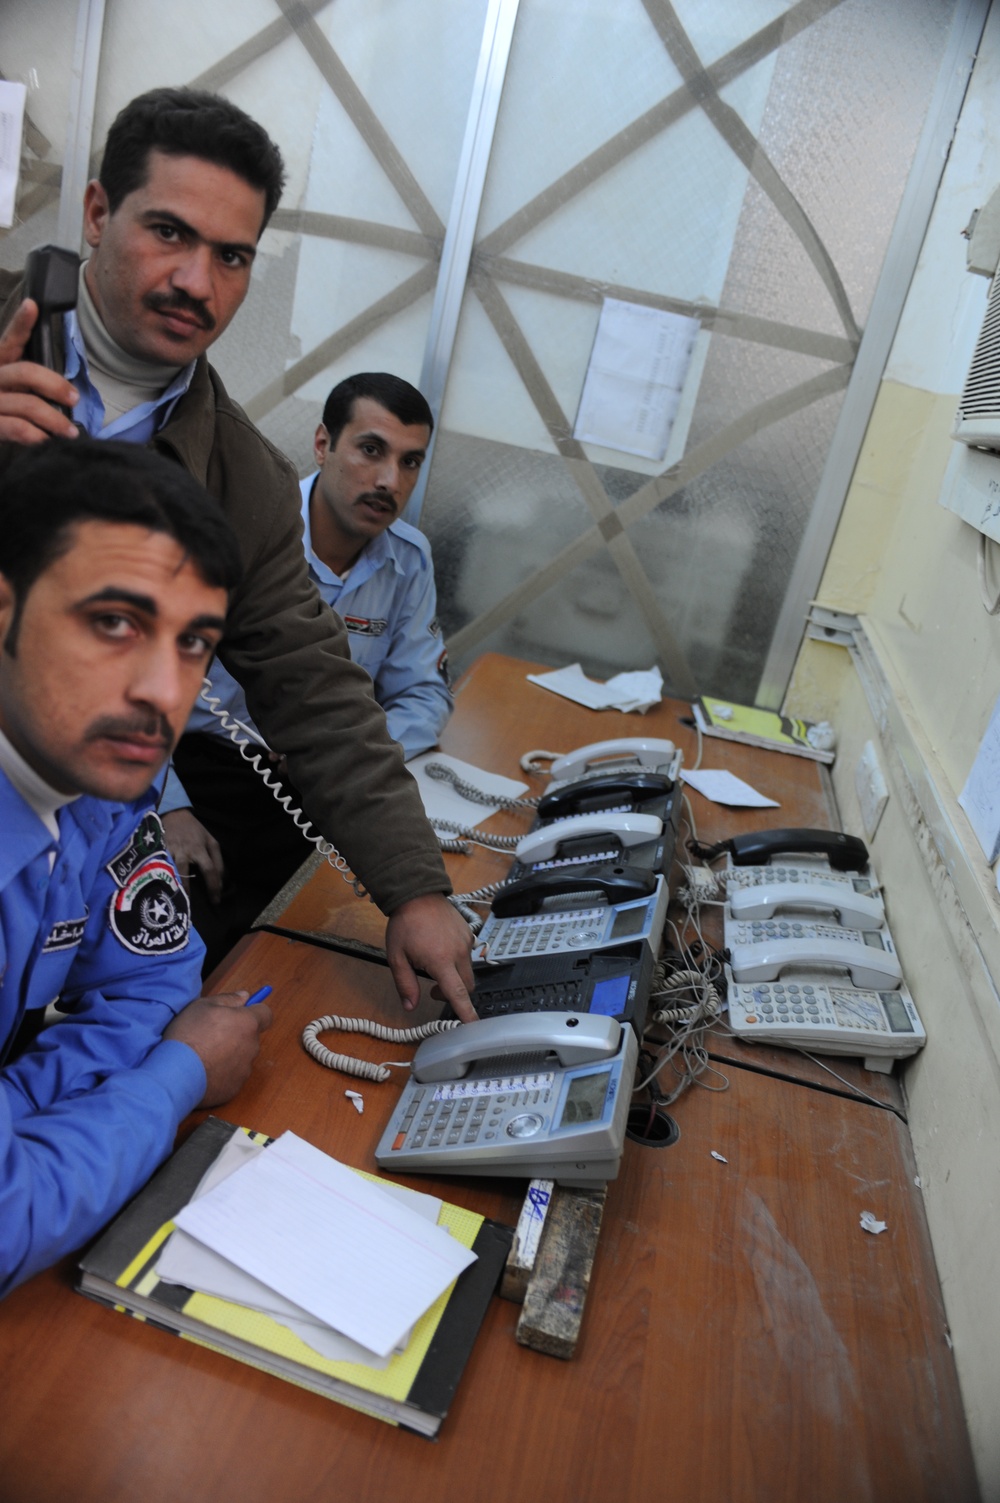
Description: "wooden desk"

(0, 930), (977, 1502)
(257, 651), (901, 1108)
(258, 651), (837, 951)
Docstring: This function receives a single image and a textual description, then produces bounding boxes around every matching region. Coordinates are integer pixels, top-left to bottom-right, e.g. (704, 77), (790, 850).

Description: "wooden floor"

(0, 652), (979, 1502)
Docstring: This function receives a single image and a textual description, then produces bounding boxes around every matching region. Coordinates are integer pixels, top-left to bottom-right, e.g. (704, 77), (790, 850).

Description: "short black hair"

(0, 438), (243, 649)
(321, 373), (434, 449)
(99, 87), (286, 231)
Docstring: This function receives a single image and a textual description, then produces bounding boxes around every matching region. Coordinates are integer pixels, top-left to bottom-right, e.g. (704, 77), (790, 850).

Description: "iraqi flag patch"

(108, 857), (190, 956)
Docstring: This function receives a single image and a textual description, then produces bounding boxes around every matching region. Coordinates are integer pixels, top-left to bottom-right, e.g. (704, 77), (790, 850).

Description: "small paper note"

(958, 691), (1000, 862)
(859, 1210), (887, 1235)
(0, 82), (27, 228)
(680, 769), (780, 808)
(408, 751), (528, 830)
(573, 298), (699, 461)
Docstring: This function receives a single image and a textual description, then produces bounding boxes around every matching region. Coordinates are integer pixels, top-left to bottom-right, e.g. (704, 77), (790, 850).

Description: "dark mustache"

(86, 713), (174, 750)
(143, 288), (215, 333)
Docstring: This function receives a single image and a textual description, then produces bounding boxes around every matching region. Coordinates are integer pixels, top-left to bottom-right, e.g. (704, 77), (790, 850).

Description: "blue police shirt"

(0, 772), (206, 1295)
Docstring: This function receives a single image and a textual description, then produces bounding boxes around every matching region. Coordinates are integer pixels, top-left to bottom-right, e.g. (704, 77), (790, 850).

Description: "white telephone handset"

(549, 737), (677, 783)
(728, 882), (885, 930)
(412, 1012), (620, 1082)
(727, 919), (903, 991)
(516, 811), (663, 864)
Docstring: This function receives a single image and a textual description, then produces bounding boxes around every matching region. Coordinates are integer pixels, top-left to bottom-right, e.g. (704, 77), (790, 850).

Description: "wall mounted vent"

(953, 271), (1000, 449)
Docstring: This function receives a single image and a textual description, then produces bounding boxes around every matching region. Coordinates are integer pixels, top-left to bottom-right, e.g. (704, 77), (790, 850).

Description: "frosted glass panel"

(421, 0), (957, 701)
(3, 0), (489, 480)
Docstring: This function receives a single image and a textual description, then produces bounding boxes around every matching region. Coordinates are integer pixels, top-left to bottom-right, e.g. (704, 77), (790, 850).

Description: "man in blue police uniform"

(0, 437), (271, 1296)
(159, 373), (453, 972)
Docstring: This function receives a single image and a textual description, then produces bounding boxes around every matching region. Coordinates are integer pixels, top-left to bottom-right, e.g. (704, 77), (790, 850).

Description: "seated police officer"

(159, 372), (453, 971)
(0, 438), (270, 1296)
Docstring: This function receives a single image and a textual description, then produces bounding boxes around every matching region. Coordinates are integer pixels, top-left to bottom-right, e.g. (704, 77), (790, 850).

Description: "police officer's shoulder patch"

(108, 857), (190, 956)
(106, 811), (168, 888)
(106, 813), (190, 956)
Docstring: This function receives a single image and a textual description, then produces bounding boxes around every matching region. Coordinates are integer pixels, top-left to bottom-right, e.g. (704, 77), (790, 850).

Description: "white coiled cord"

(198, 679), (370, 899)
(302, 1014), (461, 1082)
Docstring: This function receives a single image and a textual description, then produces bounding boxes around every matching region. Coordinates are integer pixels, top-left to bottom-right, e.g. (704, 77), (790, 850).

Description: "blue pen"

(245, 985), (272, 1007)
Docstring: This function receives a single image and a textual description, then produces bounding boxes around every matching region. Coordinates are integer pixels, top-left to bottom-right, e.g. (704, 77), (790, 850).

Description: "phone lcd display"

(558, 1069), (610, 1126)
(609, 905), (646, 940)
(880, 992), (914, 1033)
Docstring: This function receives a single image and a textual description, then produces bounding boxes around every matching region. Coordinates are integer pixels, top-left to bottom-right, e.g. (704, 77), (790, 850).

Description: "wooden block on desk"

(515, 1183), (606, 1359)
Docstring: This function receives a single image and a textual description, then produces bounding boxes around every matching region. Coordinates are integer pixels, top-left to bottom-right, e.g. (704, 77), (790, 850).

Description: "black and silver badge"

(106, 813), (189, 956)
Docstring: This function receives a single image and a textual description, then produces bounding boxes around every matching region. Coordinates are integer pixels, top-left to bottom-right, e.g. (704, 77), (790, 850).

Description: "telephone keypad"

(392, 1072), (556, 1153)
(728, 980), (891, 1034)
(484, 907), (608, 959)
(726, 864), (862, 891)
(729, 919), (870, 946)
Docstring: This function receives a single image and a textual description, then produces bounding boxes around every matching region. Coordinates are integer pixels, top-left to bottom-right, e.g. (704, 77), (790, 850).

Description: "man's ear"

(82, 178), (110, 251)
(314, 423), (331, 468)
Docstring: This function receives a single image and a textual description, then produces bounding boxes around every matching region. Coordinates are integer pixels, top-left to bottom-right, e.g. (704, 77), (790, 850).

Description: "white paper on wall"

(573, 297), (700, 462)
(0, 82), (26, 229)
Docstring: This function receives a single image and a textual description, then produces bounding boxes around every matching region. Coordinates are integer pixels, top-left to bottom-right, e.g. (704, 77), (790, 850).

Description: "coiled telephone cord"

(423, 760), (540, 811)
(302, 1014), (461, 1082)
(198, 680), (370, 899)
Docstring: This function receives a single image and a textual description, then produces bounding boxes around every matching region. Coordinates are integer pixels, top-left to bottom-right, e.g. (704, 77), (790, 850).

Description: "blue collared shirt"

(63, 309), (195, 445)
(0, 772), (206, 1295)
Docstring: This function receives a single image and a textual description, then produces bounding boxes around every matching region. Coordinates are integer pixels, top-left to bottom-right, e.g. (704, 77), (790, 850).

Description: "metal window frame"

(407, 0), (521, 523)
(57, 0), (106, 251)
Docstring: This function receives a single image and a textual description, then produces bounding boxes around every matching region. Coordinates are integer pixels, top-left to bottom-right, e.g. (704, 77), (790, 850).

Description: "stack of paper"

(78, 1118), (512, 1437)
(159, 1130), (475, 1365)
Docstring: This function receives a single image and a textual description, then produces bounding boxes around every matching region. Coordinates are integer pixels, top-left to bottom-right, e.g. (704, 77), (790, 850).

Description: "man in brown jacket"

(0, 87), (476, 1020)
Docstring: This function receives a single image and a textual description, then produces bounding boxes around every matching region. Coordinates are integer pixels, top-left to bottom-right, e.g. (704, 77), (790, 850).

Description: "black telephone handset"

(727, 828), (869, 872)
(537, 770), (674, 822)
(491, 864), (655, 918)
(23, 245), (80, 409)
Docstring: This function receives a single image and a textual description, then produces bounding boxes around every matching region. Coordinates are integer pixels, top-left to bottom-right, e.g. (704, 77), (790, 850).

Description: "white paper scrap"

(958, 691), (1000, 863)
(859, 1211), (887, 1235)
(710, 1151), (728, 1164)
(527, 662), (663, 714)
(0, 82), (27, 228)
(174, 1130), (475, 1359)
(408, 751), (528, 830)
(680, 769), (780, 808)
(345, 1090), (364, 1114)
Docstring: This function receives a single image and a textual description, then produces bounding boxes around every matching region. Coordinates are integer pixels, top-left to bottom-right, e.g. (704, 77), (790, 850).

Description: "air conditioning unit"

(939, 185), (1000, 540)
(954, 270), (1000, 449)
